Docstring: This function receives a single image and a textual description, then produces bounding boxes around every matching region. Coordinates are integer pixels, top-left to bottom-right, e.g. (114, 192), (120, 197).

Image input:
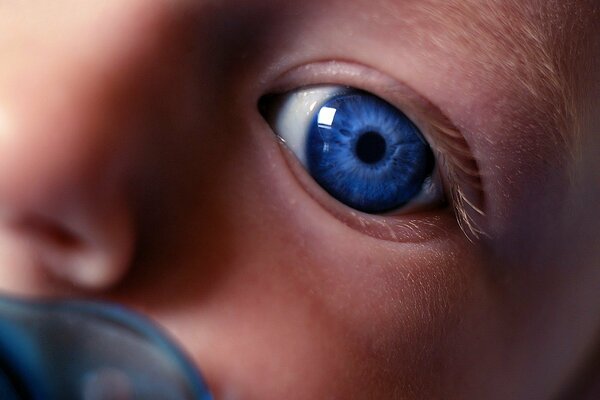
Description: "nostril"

(15, 214), (84, 252)
(4, 208), (135, 292)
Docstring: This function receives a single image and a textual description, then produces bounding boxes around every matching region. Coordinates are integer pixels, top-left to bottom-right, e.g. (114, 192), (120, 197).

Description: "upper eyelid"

(261, 60), (486, 239)
(418, 103), (486, 240)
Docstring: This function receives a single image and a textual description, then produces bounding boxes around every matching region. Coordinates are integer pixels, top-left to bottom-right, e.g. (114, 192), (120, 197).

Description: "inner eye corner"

(257, 93), (282, 122)
(258, 84), (446, 219)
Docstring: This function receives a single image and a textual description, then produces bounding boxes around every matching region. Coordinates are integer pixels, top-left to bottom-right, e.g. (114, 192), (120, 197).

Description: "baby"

(0, 0), (598, 398)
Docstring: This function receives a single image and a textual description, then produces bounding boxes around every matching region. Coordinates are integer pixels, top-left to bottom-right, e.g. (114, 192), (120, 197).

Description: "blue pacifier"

(0, 296), (212, 400)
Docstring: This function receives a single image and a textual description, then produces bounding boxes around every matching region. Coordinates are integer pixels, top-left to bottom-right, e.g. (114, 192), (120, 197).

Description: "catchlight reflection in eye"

(261, 86), (443, 214)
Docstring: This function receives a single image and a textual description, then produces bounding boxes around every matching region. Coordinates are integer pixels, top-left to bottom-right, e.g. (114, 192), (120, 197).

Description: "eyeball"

(260, 85), (444, 214)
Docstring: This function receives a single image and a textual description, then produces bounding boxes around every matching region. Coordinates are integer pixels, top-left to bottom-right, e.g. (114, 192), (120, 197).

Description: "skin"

(0, 0), (598, 398)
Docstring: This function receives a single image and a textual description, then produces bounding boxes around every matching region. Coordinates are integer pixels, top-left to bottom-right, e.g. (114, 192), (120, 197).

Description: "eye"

(260, 85), (443, 214)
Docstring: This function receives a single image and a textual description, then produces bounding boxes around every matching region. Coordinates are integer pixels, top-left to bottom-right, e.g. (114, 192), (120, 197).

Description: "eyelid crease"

(262, 60), (486, 240)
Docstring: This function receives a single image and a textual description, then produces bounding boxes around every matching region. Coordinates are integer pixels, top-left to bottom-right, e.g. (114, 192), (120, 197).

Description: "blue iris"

(306, 91), (434, 213)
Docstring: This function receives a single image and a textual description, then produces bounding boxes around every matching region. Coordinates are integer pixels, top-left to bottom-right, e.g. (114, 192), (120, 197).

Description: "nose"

(0, 1), (189, 293)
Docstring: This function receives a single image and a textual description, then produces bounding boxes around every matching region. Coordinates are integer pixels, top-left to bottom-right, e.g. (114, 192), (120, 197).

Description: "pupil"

(355, 132), (387, 164)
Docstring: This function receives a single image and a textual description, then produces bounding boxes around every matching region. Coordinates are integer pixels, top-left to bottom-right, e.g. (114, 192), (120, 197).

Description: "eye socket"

(259, 85), (444, 214)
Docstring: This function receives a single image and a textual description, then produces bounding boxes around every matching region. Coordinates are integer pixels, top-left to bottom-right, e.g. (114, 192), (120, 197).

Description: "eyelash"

(260, 86), (444, 213)
(423, 109), (486, 240)
(258, 61), (485, 241)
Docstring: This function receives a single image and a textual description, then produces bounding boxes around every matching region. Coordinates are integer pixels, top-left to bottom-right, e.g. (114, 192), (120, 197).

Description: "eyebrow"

(399, 0), (594, 153)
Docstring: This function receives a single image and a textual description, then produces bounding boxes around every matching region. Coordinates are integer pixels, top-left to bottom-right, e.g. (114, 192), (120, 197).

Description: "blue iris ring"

(306, 91), (434, 213)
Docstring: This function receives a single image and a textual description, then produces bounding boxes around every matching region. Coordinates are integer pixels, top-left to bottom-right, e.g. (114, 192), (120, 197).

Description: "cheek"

(111, 119), (498, 399)
(166, 228), (493, 398)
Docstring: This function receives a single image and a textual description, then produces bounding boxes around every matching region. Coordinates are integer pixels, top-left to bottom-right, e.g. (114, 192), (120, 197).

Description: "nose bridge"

(0, 0), (277, 222)
(0, 0), (193, 200)
(0, 1), (213, 292)
(0, 0), (176, 122)
(0, 0), (279, 161)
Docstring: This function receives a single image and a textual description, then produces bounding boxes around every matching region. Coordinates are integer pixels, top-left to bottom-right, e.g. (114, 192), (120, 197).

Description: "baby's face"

(0, 0), (599, 398)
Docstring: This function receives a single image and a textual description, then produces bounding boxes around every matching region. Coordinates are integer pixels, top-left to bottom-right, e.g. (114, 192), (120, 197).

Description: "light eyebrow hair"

(411, 0), (598, 158)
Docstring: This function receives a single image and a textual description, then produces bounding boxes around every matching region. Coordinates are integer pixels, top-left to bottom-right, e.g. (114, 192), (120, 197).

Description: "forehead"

(213, 0), (587, 143)
(1, 0), (594, 144)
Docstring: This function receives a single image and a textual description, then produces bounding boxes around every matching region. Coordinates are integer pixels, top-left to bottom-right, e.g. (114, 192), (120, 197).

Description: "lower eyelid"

(274, 137), (457, 244)
(260, 60), (486, 241)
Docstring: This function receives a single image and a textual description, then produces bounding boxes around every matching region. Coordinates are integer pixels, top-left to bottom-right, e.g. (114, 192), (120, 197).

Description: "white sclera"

(274, 86), (351, 165)
(270, 85), (445, 214)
